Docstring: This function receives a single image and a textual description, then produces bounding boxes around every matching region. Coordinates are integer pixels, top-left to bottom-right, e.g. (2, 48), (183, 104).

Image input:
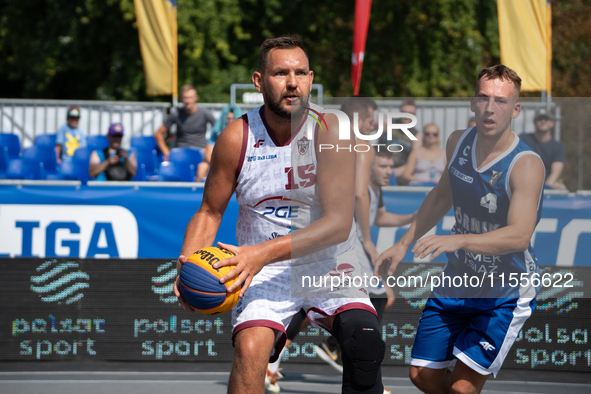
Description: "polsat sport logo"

(30, 259), (90, 304)
(151, 260), (178, 304)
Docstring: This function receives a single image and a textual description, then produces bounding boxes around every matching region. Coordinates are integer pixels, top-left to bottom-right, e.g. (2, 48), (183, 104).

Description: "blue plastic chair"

(72, 147), (92, 183)
(23, 146), (57, 176)
(131, 163), (147, 181)
(388, 172), (398, 186)
(0, 147), (9, 178)
(168, 147), (203, 169)
(0, 133), (21, 159)
(132, 147), (159, 178)
(131, 136), (164, 162)
(131, 136), (158, 150)
(6, 158), (43, 180)
(87, 135), (109, 151)
(157, 161), (194, 182)
(34, 134), (57, 147)
(51, 159), (79, 181)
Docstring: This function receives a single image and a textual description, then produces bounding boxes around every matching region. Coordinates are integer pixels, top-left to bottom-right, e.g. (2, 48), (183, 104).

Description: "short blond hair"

(477, 65), (522, 96)
(180, 84), (197, 96)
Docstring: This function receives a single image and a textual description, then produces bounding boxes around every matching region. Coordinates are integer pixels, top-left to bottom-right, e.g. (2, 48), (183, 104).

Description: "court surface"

(1, 361), (590, 394)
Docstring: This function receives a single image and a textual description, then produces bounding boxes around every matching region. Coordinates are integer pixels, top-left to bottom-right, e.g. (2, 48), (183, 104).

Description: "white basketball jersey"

(235, 104), (358, 270)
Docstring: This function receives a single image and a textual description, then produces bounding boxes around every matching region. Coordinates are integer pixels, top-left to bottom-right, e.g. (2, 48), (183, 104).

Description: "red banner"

(352, 0), (372, 95)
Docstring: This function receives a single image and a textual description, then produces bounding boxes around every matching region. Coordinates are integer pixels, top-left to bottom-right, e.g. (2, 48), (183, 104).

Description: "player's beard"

(264, 90), (308, 121)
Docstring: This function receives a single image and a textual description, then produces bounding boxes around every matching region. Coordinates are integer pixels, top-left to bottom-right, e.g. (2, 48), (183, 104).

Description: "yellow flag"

(498, 0), (552, 93)
(134, 0), (178, 97)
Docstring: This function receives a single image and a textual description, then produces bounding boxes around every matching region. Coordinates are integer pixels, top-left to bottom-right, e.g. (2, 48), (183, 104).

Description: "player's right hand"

(214, 241), (266, 298)
(174, 254), (194, 313)
(374, 243), (407, 277)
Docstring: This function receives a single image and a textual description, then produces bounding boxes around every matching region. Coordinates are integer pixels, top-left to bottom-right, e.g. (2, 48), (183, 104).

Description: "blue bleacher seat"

(87, 135), (109, 151)
(0, 147), (9, 178)
(131, 136), (158, 150)
(133, 148), (158, 176)
(0, 133), (21, 159)
(131, 163), (147, 182)
(131, 147), (158, 181)
(23, 146), (57, 177)
(388, 172), (398, 186)
(156, 161), (194, 182)
(52, 159), (79, 181)
(131, 136), (164, 162)
(34, 134), (57, 147)
(6, 158), (43, 180)
(72, 147), (92, 183)
(168, 147), (203, 169)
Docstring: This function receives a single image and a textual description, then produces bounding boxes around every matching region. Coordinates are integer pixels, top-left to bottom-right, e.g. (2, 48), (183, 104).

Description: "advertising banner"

(2, 259), (589, 372)
(0, 185), (590, 266)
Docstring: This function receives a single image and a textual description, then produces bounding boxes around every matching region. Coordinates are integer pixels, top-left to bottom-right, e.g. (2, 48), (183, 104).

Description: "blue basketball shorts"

(410, 297), (535, 377)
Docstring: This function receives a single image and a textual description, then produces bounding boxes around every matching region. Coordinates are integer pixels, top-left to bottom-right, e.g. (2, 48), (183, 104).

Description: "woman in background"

(400, 123), (446, 186)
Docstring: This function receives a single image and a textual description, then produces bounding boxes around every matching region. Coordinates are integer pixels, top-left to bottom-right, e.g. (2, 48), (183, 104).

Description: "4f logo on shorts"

(480, 341), (495, 351)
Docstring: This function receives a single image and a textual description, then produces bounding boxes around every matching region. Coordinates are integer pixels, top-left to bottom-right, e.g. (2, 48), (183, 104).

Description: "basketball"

(179, 246), (241, 315)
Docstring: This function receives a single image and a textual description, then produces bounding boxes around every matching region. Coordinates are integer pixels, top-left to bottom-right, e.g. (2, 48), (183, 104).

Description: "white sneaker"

(265, 367), (280, 393)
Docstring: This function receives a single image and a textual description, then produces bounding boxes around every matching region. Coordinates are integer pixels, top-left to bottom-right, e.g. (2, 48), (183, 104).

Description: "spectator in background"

(400, 123), (446, 185)
(381, 98), (421, 179)
(89, 123), (137, 181)
(56, 105), (86, 164)
(200, 104), (243, 181)
(154, 84), (216, 179)
(520, 109), (566, 189)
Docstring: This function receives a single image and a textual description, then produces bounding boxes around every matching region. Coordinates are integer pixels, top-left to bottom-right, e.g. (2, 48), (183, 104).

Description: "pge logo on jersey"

(0, 205), (138, 258)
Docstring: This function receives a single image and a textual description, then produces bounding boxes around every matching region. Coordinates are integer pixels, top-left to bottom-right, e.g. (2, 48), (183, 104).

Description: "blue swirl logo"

(152, 260), (178, 304)
(30, 259), (90, 304)
(536, 268), (584, 314)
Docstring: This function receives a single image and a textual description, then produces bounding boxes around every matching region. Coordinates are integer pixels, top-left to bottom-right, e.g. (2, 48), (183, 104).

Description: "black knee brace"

(286, 308), (307, 341)
(333, 309), (385, 391)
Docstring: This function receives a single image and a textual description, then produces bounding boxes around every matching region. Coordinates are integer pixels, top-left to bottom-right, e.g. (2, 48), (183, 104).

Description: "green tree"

(0, 0), (145, 100)
(0, 0), (253, 102)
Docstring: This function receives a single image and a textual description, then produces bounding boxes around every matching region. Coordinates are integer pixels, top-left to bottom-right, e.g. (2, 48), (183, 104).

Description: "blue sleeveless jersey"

(441, 127), (544, 300)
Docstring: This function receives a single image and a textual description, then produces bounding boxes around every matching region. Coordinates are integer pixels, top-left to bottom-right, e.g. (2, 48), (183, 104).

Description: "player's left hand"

(213, 241), (266, 297)
(412, 234), (465, 260)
